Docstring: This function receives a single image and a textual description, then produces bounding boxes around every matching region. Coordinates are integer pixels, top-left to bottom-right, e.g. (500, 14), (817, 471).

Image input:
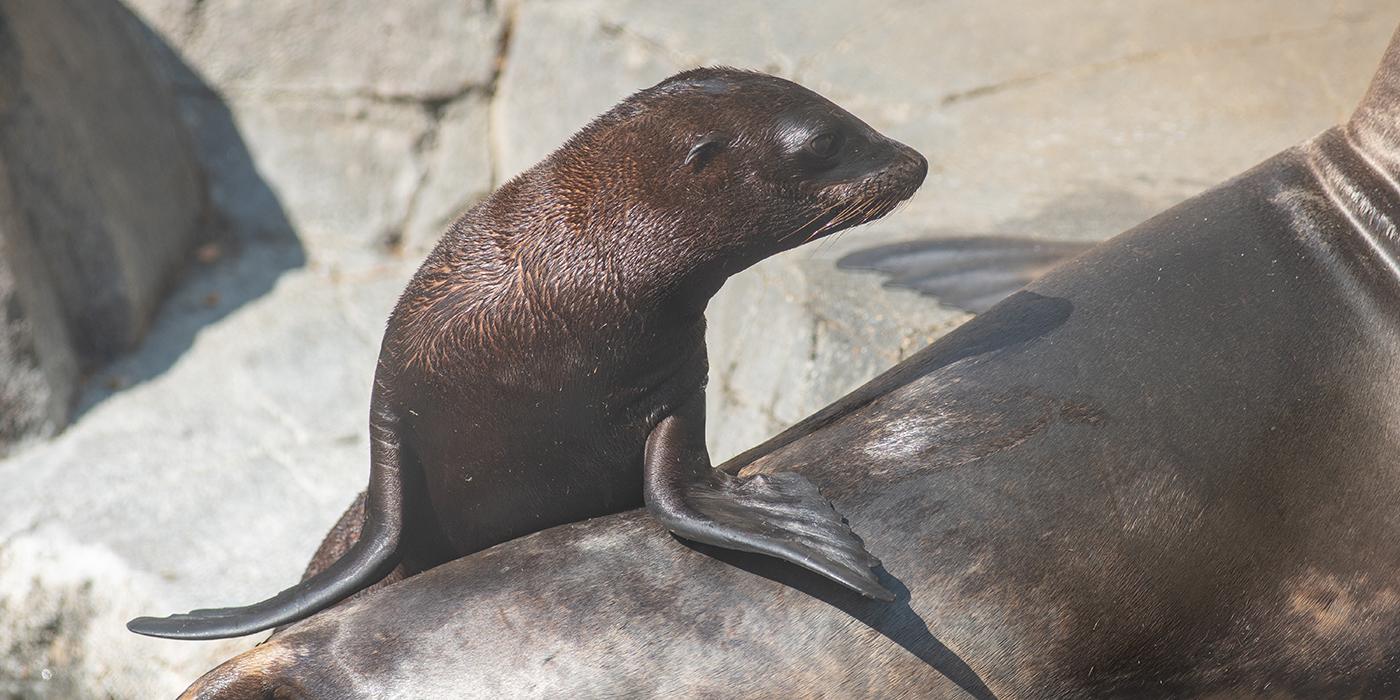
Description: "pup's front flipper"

(644, 395), (892, 601)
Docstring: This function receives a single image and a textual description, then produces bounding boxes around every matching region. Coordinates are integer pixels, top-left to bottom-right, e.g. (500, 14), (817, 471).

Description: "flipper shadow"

(680, 539), (998, 700)
(73, 6), (305, 418)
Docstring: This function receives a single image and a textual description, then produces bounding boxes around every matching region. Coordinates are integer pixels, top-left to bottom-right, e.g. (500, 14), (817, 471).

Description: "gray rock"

(0, 0), (207, 451)
(124, 0), (506, 263)
(4, 2), (1400, 697)
(218, 95), (435, 258)
(0, 173), (77, 453)
(402, 95), (497, 254)
(490, 0), (675, 180)
(173, 0), (501, 101)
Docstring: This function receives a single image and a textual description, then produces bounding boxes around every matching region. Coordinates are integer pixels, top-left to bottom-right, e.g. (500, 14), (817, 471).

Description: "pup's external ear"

(685, 134), (726, 172)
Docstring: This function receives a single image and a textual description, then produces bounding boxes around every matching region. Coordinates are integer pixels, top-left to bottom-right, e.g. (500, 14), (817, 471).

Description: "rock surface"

(126, 0), (506, 260)
(0, 174), (77, 459)
(2, 1), (1399, 697)
(0, 0), (206, 454)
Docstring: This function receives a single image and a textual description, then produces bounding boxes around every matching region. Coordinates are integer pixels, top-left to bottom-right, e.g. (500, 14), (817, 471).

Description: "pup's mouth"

(785, 145), (928, 247)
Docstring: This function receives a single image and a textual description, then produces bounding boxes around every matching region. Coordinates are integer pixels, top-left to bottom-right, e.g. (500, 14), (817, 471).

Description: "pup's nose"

(892, 143), (928, 192)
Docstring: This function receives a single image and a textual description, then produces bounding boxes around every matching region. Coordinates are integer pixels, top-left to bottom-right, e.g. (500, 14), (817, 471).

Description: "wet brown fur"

(141, 66), (926, 642)
(363, 67), (925, 579)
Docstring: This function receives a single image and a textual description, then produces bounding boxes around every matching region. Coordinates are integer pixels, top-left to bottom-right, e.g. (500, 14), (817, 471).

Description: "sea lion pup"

(128, 67), (928, 639)
(182, 25), (1400, 698)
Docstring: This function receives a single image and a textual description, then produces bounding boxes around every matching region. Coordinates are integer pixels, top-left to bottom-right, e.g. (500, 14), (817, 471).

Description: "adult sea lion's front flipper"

(125, 378), (407, 640)
(839, 236), (1092, 313)
(643, 394), (893, 601)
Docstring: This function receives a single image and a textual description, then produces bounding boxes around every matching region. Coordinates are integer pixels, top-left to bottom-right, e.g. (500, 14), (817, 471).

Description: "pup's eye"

(807, 132), (843, 158)
(685, 135), (725, 171)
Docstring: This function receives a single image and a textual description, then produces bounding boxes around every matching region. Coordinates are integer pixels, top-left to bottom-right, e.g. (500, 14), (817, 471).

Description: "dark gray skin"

(179, 28), (1400, 698)
(127, 68), (928, 640)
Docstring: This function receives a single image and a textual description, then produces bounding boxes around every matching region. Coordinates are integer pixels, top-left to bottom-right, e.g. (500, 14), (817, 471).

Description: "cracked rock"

(221, 95), (435, 259)
(402, 95), (497, 255)
(133, 0), (504, 101)
(124, 0), (507, 264)
(491, 0), (675, 180)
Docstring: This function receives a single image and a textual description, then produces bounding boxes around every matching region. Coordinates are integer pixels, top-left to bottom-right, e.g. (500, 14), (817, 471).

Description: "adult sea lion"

(127, 68), (928, 639)
(181, 26), (1400, 698)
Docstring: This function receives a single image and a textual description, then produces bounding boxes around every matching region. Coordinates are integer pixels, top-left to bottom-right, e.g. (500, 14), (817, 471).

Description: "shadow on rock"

(72, 7), (306, 419)
(836, 189), (1162, 313)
